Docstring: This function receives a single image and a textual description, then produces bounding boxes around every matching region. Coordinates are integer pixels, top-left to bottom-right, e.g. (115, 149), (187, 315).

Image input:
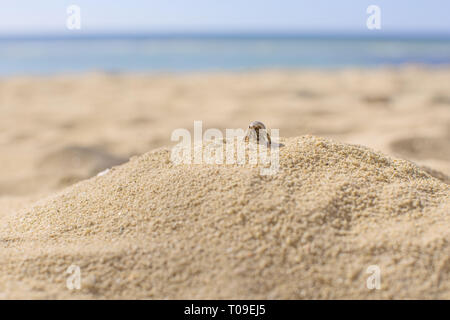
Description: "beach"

(0, 68), (449, 299)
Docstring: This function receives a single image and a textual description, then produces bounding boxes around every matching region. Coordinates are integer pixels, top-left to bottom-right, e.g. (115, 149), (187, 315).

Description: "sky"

(0, 0), (449, 35)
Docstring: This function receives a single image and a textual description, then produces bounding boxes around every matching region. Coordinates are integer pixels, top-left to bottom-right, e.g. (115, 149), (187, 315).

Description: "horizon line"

(1, 30), (450, 41)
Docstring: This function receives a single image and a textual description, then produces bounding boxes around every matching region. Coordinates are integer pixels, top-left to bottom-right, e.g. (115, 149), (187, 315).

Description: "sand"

(1, 67), (449, 198)
(0, 136), (449, 299)
(0, 68), (449, 299)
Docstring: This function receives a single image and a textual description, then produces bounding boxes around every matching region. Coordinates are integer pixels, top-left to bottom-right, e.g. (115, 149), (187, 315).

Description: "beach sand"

(0, 67), (449, 299)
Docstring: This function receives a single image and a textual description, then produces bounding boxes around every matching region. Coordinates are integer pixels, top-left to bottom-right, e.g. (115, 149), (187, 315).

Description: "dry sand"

(0, 67), (449, 299)
(1, 67), (449, 197)
(0, 136), (448, 299)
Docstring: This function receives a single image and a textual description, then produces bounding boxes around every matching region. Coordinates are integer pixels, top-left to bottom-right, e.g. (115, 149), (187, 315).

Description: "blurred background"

(0, 0), (449, 198)
(2, 0), (450, 74)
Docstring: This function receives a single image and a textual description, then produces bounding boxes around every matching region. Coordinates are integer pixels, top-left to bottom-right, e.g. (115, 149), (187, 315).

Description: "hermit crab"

(244, 121), (271, 146)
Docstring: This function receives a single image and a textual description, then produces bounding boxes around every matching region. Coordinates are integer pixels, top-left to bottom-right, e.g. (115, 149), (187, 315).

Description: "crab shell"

(244, 121), (271, 145)
(248, 121), (266, 130)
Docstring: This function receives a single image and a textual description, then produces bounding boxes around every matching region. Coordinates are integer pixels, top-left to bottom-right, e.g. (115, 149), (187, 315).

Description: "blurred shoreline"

(1, 33), (450, 76)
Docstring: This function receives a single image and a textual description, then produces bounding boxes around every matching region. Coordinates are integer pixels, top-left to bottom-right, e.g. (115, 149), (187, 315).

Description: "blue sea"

(1, 33), (450, 75)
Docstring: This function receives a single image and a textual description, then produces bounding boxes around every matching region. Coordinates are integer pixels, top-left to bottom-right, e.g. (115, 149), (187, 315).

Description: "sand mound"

(0, 135), (448, 299)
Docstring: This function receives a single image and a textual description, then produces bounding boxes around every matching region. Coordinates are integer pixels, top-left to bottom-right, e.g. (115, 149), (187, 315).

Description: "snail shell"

(244, 121), (271, 145)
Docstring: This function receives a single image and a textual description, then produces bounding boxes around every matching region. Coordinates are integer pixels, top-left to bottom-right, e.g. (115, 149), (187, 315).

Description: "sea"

(1, 33), (450, 75)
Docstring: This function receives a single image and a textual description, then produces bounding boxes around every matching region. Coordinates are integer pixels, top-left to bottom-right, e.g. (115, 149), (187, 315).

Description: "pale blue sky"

(0, 0), (449, 34)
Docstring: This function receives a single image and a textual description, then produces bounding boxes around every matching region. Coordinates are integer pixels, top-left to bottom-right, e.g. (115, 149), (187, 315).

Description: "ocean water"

(1, 34), (450, 75)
